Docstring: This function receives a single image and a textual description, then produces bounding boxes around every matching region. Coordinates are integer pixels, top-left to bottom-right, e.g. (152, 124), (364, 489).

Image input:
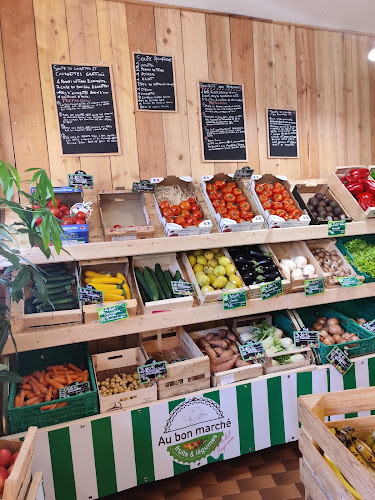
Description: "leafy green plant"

(0, 161), (66, 382)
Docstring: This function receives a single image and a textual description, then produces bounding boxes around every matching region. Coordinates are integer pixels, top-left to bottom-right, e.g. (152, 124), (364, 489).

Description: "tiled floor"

(104, 442), (304, 500)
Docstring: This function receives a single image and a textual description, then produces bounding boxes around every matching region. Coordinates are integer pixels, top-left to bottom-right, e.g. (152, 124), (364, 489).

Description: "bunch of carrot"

(14, 363), (89, 411)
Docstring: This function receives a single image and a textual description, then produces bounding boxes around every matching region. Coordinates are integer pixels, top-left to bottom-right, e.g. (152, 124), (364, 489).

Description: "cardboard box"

(247, 174), (310, 228)
(98, 190), (155, 241)
(200, 173), (264, 232)
(151, 176), (212, 236)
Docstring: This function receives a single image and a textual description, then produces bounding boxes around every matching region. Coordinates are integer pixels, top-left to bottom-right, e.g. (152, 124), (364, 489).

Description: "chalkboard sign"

(239, 342), (265, 361)
(326, 346), (353, 375)
(51, 63), (119, 155)
(363, 319), (375, 333)
(134, 53), (176, 111)
(328, 220), (346, 236)
(171, 281), (195, 296)
(199, 82), (247, 162)
(78, 286), (103, 304)
(223, 290), (247, 310)
(294, 330), (319, 348)
(132, 180), (155, 193)
(68, 170), (94, 189)
(337, 276), (362, 288)
(267, 108), (298, 158)
(97, 303), (128, 324)
(260, 279), (283, 300)
(304, 278), (325, 297)
(233, 167), (254, 180)
(60, 381), (91, 399)
(138, 361), (168, 384)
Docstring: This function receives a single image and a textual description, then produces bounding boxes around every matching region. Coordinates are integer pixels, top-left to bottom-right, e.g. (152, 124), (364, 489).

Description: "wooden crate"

(189, 326), (263, 387)
(181, 248), (248, 305)
(131, 253), (194, 315)
(25, 473), (44, 500)
(305, 238), (364, 287)
(269, 241), (329, 293)
(1, 426), (37, 500)
(328, 166), (375, 221)
(140, 326), (210, 399)
(98, 190), (155, 241)
(299, 387), (375, 500)
(7, 263), (82, 334)
(92, 347), (157, 412)
(80, 257), (137, 321)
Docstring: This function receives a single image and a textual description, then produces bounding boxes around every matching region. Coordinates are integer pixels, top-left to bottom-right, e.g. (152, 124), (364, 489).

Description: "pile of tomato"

(254, 182), (302, 220)
(32, 198), (88, 226)
(206, 180), (254, 222)
(159, 197), (203, 227)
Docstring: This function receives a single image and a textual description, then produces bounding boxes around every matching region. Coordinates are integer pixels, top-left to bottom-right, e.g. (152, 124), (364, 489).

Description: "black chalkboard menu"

(267, 108), (298, 158)
(199, 82), (247, 162)
(134, 53), (176, 111)
(51, 63), (119, 155)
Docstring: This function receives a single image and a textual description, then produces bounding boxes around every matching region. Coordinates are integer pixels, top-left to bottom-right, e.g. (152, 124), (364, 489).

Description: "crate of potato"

(80, 257), (137, 321)
(181, 248), (247, 305)
(92, 347), (157, 412)
(8, 343), (98, 434)
(190, 326), (263, 387)
(140, 326), (210, 399)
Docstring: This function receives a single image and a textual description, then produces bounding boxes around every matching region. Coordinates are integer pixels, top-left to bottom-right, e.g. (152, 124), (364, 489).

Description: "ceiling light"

(369, 46), (375, 61)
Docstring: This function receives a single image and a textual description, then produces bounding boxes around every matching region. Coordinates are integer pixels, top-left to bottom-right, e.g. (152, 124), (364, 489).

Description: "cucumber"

(134, 267), (154, 302)
(137, 280), (149, 304)
(173, 270), (183, 281)
(45, 273), (73, 282)
(143, 267), (159, 301)
(155, 264), (172, 299)
(44, 278), (76, 289)
(163, 270), (174, 295)
(48, 297), (75, 306)
(146, 267), (166, 300)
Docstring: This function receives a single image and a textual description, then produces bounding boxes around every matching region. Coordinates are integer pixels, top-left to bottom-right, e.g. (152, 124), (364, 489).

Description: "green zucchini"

(163, 270), (174, 295)
(45, 273), (73, 282)
(155, 264), (172, 299)
(44, 278), (76, 289)
(134, 267), (154, 302)
(143, 267), (159, 301)
(137, 280), (149, 304)
(146, 267), (166, 300)
(173, 270), (182, 281)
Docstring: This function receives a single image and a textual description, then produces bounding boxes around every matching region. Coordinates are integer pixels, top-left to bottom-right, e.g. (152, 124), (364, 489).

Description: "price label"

(337, 276), (362, 287)
(78, 286), (103, 304)
(98, 302), (128, 324)
(260, 279), (283, 300)
(362, 319), (375, 333)
(239, 342), (265, 361)
(328, 220), (346, 236)
(138, 361), (168, 384)
(171, 280), (195, 296)
(132, 180), (155, 193)
(294, 330), (319, 348)
(233, 166), (254, 180)
(326, 346), (353, 375)
(59, 381), (90, 398)
(223, 289), (247, 310)
(304, 278), (325, 296)
(68, 170), (94, 189)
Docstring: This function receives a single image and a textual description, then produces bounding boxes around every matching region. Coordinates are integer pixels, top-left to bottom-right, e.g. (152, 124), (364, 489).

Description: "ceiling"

(143, 0), (375, 34)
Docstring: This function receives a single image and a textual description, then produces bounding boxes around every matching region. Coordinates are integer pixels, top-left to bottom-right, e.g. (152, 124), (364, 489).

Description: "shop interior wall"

(1, 0), (375, 192)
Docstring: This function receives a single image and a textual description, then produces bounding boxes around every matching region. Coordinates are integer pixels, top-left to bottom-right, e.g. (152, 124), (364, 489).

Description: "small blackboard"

(328, 220), (346, 236)
(326, 346), (353, 375)
(337, 276), (362, 288)
(304, 278), (325, 297)
(294, 330), (319, 348)
(78, 286), (103, 304)
(239, 342), (265, 361)
(134, 53), (176, 111)
(51, 64), (119, 156)
(260, 279), (283, 300)
(138, 361), (168, 384)
(223, 290), (247, 310)
(363, 320), (375, 333)
(267, 108), (298, 158)
(233, 167), (254, 180)
(59, 381), (90, 399)
(97, 303), (128, 324)
(199, 82), (247, 162)
(132, 180), (155, 193)
(171, 281), (195, 296)
(68, 170), (94, 189)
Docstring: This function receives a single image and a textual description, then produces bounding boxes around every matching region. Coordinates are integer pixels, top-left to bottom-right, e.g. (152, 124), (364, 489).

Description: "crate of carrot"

(8, 343), (98, 434)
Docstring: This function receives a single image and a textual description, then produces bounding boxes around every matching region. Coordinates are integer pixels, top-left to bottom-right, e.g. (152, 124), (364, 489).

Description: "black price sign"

(304, 278), (325, 297)
(138, 361), (168, 384)
(78, 286), (103, 304)
(171, 281), (195, 296)
(68, 170), (94, 189)
(267, 108), (298, 158)
(59, 381), (91, 399)
(223, 290), (247, 310)
(260, 279), (283, 300)
(239, 342), (265, 361)
(132, 180), (155, 193)
(233, 167), (254, 180)
(294, 330), (319, 348)
(327, 346), (353, 375)
(363, 319), (375, 333)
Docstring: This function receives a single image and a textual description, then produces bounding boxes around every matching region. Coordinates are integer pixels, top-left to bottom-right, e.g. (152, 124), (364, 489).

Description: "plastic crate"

(294, 306), (375, 364)
(331, 297), (375, 323)
(8, 343), (98, 434)
(271, 310), (299, 338)
(335, 235), (375, 283)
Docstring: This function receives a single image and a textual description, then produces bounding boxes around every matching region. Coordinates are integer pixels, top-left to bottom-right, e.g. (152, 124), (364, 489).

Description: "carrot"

(25, 391), (36, 399)
(66, 373), (73, 385)
(29, 377), (47, 395)
(45, 377), (64, 390)
(40, 379), (49, 387)
(56, 403), (67, 409)
(45, 385), (53, 402)
(52, 366), (58, 377)
(52, 376), (67, 384)
(82, 371), (89, 383)
(70, 374), (79, 380)
(29, 381), (41, 397)
(26, 397), (43, 406)
(52, 388), (58, 395)
(32, 371), (42, 381)
(21, 384), (32, 391)
(68, 363), (83, 373)
(76, 375), (83, 382)
(47, 365), (65, 371)
(41, 404), (57, 411)
(19, 391), (25, 407)
(14, 396), (21, 408)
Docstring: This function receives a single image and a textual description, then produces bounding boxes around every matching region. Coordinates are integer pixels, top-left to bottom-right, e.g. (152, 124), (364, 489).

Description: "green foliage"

(344, 238), (375, 279)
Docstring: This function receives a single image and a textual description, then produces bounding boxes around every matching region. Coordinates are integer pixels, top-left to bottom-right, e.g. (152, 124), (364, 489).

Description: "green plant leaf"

(11, 267), (31, 294)
(0, 370), (23, 383)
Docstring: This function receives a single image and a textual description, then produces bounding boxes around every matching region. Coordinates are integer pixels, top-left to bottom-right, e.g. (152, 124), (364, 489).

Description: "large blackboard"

(134, 53), (176, 111)
(267, 108), (298, 158)
(51, 64), (119, 155)
(199, 82), (247, 162)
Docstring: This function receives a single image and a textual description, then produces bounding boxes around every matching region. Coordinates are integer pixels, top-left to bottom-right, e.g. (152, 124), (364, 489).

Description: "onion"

(341, 333), (351, 340)
(336, 338), (347, 344)
(356, 318), (367, 325)
(293, 256), (308, 269)
(319, 329), (329, 338)
(323, 337), (333, 345)
(280, 259), (296, 272)
(332, 334), (342, 343)
(291, 268), (303, 280)
(328, 324), (342, 335)
(313, 322), (324, 331)
(327, 317), (339, 326)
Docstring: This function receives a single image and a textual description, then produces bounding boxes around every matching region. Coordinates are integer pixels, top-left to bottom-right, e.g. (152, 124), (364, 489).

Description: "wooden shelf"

(5, 281), (375, 355)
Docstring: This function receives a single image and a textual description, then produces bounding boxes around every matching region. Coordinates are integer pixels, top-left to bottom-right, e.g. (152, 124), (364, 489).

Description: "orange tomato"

(165, 216), (174, 223)
(282, 191), (291, 199)
(263, 183), (272, 191)
(159, 201), (170, 210)
(272, 193), (283, 202)
(223, 193), (236, 203)
(174, 216), (186, 226)
(263, 200), (272, 210)
(171, 205), (181, 216)
(291, 209), (302, 218)
(162, 208), (173, 217)
(217, 207), (227, 216)
(194, 211), (203, 220)
(180, 209), (190, 218)
(236, 195), (246, 204)
(179, 201), (192, 211)
(242, 212), (254, 221)
(271, 201), (283, 210)
(255, 184), (264, 194)
(275, 209), (287, 218)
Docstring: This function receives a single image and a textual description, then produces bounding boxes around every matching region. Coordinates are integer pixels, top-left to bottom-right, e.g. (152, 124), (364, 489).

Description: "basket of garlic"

(235, 311), (312, 374)
(293, 306), (375, 364)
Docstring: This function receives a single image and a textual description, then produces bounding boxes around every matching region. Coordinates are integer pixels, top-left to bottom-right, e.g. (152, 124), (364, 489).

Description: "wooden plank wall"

(1, 0), (375, 190)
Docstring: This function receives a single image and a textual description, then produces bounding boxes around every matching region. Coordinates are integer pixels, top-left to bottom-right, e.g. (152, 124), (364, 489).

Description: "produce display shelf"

(5, 219), (375, 267)
(5, 281), (375, 355)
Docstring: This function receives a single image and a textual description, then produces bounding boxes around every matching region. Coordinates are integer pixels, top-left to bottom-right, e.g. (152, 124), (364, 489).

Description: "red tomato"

(236, 195), (246, 204)
(62, 217), (73, 225)
(35, 216), (42, 227)
(272, 185), (282, 194)
(171, 205), (181, 216)
(227, 182), (236, 188)
(263, 200), (272, 210)
(291, 209), (302, 218)
(275, 209), (287, 218)
(216, 200), (226, 208)
(76, 219), (86, 224)
(179, 201), (192, 211)
(282, 191), (291, 199)
(226, 202), (236, 210)
(50, 207), (62, 219)
(223, 193), (236, 203)
(113, 224), (123, 228)
(193, 220), (201, 226)
(206, 183), (215, 192)
(272, 193), (283, 202)
(255, 184), (264, 194)
(228, 209), (240, 219)
(175, 216), (186, 226)
(283, 197), (294, 205)
(209, 192), (218, 201)
(217, 207), (227, 216)
(47, 197), (62, 209)
(159, 200), (170, 210)
(185, 216), (195, 225)
(187, 197), (196, 204)
(191, 204), (200, 212)
(162, 208), (173, 217)
(222, 186), (233, 195)
(71, 217), (77, 224)
(215, 192), (223, 200)
(212, 200), (220, 209)
(269, 209), (275, 215)
(194, 211), (203, 220)
(264, 190), (272, 199)
(284, 204), (296, 213)
(274, 182), (285, 192)
(242, 212), (254, 221)
(215, 180), (226, 190)
(271, 201), (283, 210)
(61, 208), (70, 216)
(259, 194), (268, 204)
(31, 203), (40, 210)
(239, 201), (250, 212)
(263, 183), (272, 191)
(77, 211), (87, 219)
(165, 217), (174, 223)
(183, 222), (192, 228)
(180, 209), (190, 218)
(60, 204), (69, 212)
(232, 188), (242, 196)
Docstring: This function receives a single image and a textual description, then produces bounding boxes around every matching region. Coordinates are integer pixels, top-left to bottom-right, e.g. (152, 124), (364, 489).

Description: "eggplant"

(261, 271), (281, 281)
(251, 258), (274, 266)
(232, 255), (252, 265)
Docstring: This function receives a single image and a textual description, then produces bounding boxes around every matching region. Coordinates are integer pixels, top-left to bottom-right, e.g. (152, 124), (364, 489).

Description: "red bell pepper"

(346, 181), (364, 195)
(341, 175), (356, 185)
(350, 168), (370, 180)
(356, 192), (375, 211)
(362, 178), (375, 195)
